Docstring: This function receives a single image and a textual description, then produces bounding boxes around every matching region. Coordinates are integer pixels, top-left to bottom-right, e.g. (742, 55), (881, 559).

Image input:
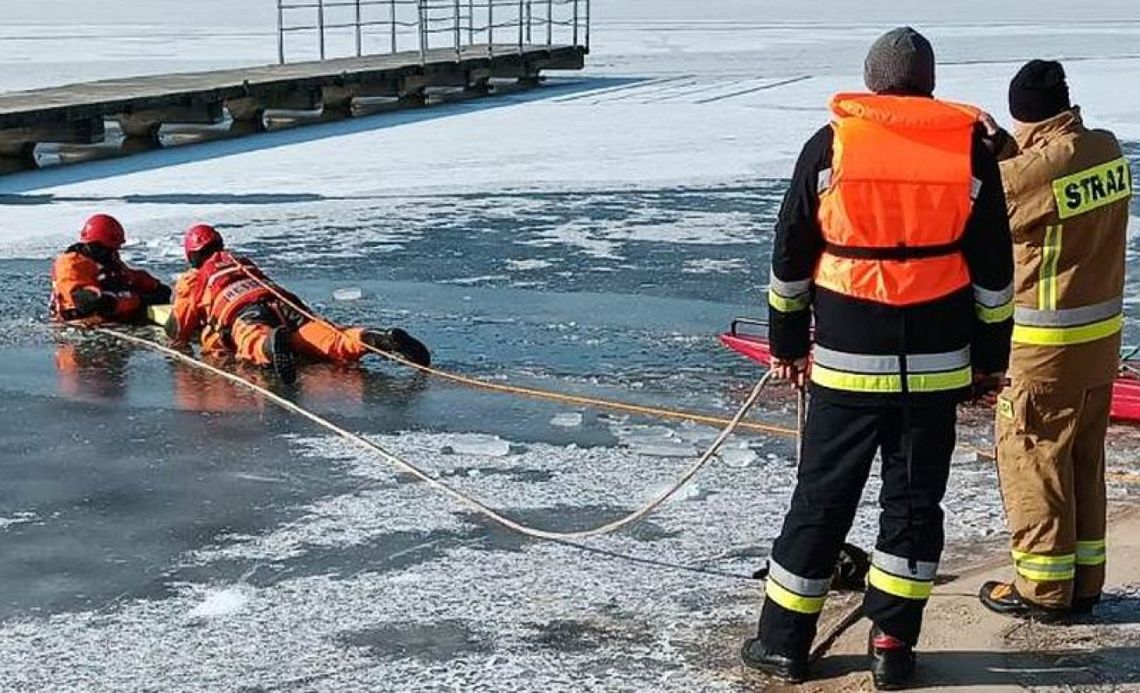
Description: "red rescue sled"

(721, 318), (1140, 424)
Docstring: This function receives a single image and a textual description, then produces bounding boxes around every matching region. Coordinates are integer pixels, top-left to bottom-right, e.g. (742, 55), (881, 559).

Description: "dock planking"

(0, 44), (586, 170)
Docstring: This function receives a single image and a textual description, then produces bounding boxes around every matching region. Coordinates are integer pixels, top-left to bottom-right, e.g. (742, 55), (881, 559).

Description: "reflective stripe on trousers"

(1076, 539), (1107, 567)
(867, 550), (937, 600)
(764, 559), (830, 615)
(810, 345), (972, 393)
(1013, 296), (1124, 346)
(1012, 550), (1076, 583)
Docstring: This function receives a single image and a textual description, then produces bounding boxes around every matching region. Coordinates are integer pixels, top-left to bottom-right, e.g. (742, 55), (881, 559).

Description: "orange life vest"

(191, 252), (276, 331)
(49, 244), (138, 325)
(815, 93), (979, 306)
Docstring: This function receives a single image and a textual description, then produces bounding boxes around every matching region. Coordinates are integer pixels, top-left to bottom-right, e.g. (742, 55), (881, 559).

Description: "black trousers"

(756, 396), (956, 657)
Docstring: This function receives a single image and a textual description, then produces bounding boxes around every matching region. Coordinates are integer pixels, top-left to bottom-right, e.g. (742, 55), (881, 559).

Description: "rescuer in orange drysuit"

(49, 214), (172, 326)
(167, 224), (430, 384)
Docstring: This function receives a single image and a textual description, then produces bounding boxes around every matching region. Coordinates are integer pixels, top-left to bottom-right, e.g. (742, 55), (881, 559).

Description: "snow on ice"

(1, 1), (1139, 690)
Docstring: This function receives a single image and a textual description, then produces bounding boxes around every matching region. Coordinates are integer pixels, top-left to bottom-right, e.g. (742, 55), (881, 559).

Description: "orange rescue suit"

(170, 252), (369, 365)
(815, 94), (979, 306)
(50, 243), (169, 325)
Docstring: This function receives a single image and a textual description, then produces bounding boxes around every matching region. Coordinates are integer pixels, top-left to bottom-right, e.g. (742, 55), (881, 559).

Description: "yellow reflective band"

(1012, 550), (1076, 582)
(1016, 565), (1076, 582)
(1012, 314), (1123, 346)
(1076, 539), (1107, 566)
(976, 300), (1014, 324)
(1038, 225), (1062, 311)
(1051, 156), (1133, 220)
(1012, 550), (1075, 565)
(868, 566), (933, 600)
(768, 287), (810, 313)
(764, 578), (827, 615)
(810, 364), (972, 393)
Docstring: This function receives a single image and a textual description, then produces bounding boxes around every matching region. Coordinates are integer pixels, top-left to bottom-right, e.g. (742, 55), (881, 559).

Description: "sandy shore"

(740, 504), (1140, 692)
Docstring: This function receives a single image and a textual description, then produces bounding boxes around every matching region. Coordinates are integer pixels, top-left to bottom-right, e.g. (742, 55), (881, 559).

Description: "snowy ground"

(1, 1), (1139, 690)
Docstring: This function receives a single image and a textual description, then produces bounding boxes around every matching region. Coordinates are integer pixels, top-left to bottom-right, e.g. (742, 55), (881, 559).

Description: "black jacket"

(768, 123), (1015, 405)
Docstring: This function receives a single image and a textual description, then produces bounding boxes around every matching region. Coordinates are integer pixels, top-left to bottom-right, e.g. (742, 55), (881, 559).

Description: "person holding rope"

(740, 28), (1014, 688)
(50, 214), (171, 326)
(167, 224), (430, 384)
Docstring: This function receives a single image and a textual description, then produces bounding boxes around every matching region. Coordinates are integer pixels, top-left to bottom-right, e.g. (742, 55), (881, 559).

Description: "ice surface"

(548, 412), (583, 428)
(718, 447), (758, 469)
(0, 512), (36, 532)
(441, 434), (513, 458)
(628, 441), (697, 458)
(332, 287), (363, 302)
(506, 258), (556, 272)
(2, 2), (1140, 690)
(3, 3), (1138, 259)
(187, 585), (252, 620)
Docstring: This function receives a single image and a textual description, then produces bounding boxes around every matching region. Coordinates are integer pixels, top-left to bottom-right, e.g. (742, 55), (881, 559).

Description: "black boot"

(362, 328), (431, 367)
(1071, 594), (1100, 615)
(262, 327), (298, 385)
(978, 581), (1069, 623)
(740, 638), (808, 684)
(869, 627), (915, 691)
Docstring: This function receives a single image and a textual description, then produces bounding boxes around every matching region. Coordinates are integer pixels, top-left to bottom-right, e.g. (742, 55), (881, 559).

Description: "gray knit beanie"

(863, 27), (936, 96)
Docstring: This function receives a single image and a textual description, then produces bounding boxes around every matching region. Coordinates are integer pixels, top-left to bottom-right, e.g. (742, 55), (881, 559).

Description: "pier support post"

(0, 118), (105, 171)
(114, 101), (225, 147)
(0, 142), (38, 172)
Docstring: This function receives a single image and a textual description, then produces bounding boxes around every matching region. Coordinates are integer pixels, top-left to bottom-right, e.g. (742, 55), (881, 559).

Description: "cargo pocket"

(997, 386), (1032, 451)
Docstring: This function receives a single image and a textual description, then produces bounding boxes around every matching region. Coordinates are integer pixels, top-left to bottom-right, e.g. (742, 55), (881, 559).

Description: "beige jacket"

(997, 109), (1131, 390)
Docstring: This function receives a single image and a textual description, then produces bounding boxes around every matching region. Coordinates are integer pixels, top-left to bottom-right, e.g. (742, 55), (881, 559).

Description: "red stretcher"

(721, 317), (1140, 424)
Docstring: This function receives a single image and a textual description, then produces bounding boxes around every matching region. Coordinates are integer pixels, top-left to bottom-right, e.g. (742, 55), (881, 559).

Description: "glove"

(140, 284), (172, 306)
(109, 292), (143, 320)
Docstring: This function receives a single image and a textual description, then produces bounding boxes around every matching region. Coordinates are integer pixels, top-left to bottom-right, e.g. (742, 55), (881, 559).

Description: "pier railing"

(276, 0), (590, 64)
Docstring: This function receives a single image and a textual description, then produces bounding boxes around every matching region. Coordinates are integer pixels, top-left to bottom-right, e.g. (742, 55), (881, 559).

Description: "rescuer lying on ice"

(50, 214), (172, 326)
(167, 224), (431, 384)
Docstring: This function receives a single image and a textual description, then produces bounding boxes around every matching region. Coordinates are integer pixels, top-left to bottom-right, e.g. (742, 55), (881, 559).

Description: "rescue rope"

(809, 603), (864, 664)
(232, 269), (1014, 463)
(97, 326), (773, 540)
(236, 267), (799, 438)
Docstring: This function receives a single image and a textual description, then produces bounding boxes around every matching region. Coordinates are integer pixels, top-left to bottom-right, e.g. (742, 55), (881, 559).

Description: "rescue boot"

(362, 328), (431, 368)
(1071, 594), (1100, 615)
(262, 327), (298, 385)
(978, 581), (1069, 623)
(739, 638), (808, 684)
(868, 626), (915, 691)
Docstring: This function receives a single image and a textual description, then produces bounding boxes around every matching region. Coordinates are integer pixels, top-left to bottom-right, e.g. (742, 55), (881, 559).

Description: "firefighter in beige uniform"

(979, 60), (1132, 620)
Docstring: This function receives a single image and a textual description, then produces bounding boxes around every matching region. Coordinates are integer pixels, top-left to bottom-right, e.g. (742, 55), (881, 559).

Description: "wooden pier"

(0, 44), (586, 171)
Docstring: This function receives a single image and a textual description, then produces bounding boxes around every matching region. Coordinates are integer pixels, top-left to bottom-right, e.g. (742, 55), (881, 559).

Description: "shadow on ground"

(814, 647), (1140, 688)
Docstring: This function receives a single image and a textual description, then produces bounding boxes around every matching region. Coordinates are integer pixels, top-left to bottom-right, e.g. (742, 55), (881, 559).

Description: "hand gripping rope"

(98, 326), (776, 540)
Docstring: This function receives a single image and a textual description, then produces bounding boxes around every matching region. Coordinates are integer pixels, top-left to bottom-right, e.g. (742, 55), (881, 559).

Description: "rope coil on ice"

(98, 326), (774, 540)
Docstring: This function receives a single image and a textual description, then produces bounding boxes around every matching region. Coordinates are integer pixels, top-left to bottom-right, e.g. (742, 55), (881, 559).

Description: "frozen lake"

(0, 1), (1139, 689)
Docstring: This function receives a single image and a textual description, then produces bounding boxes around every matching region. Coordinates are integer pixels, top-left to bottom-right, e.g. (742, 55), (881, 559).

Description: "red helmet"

(183, 224), (223, 262)
(79, 214), (126, 249)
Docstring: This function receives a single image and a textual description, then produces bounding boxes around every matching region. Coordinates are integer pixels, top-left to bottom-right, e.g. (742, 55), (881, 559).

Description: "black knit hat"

(864, 27), (936, 96)
(1009, 59), (1071, 123)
